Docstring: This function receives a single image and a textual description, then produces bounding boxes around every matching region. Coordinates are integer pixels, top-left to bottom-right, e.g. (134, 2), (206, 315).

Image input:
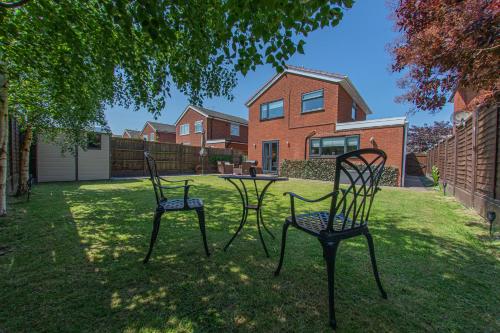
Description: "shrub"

(431, 165), (440, 187)
(280, 159), (400, 187)
(208, 155), (233, 165)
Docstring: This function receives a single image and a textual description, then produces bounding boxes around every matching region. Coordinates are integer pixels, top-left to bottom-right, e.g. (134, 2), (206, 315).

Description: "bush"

(280, 159), (400, 187)
(208, 155), (233, 165)
(431, 165), (440, 187)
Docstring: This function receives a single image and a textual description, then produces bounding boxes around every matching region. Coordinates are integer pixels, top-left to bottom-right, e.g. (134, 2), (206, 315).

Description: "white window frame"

(149, 132), (155, 141)
(143, 134), (148, 141)
(180, 123), (190, 135)
(194, 120), (203, 133)
(230, 123), (240, 136)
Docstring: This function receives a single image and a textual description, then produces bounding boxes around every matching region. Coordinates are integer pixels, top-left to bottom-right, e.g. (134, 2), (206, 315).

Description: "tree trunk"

(0, 70), (8, 216)
(17, 125), (32, 195)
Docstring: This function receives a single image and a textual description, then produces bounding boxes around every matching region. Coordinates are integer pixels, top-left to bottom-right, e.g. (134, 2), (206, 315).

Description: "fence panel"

(111, 137), (243, 177)
(426, 106), (499, 219)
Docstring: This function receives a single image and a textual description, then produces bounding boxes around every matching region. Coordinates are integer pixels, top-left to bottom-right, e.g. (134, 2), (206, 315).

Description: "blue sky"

(105, 1), (452, 135)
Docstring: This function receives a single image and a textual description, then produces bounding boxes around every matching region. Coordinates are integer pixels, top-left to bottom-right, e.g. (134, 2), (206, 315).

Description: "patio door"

(262, 141), (279, 174)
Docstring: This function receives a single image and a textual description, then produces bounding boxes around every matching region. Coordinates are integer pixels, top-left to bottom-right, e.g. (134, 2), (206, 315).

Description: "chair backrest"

(327, 148), (387, 232)
(144, 152), (164, 204)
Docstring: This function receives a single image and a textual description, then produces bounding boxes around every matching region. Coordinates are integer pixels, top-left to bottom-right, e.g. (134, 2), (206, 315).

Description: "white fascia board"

(174, 105), (208, 125)
(335, 117), (407, 131)
(206, 139), (226, 144)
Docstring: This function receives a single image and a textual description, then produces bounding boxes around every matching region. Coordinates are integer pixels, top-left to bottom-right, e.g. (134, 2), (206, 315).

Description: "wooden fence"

(405, 152), (427, 176)
(111, 137), (243, 177)
(426, 105), (499, 219)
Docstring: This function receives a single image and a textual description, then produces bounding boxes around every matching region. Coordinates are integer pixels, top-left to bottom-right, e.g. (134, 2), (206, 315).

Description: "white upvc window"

(352, 102), (357, 120)
(143, 134), (148, 141)
(180, 123), (190, 135)
(230, 123), (240, 136)
(302, 89), (324, 113)
(195, 120), (203, 133)
(149, 133), (155, 141)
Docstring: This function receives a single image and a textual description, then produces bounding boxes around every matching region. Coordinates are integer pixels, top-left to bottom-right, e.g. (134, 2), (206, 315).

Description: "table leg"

(259, 209), (276, 239)
(224, 178), (248, 251)
(256, 208), (269, 257)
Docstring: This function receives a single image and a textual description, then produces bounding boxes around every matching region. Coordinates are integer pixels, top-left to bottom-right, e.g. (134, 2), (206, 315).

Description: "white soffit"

(336, 117), (407, 131)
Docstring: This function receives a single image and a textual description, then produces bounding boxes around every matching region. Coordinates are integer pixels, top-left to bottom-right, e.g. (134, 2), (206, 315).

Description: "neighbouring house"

(246, 65), (408, 185)
(141, 121), (176, 143)
(175, 105), (248, 153)
(122, 129), (142, 139)
(37, 129), (110, 182)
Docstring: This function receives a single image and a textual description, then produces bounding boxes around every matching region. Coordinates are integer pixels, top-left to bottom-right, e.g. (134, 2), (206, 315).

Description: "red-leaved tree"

(390, 0), (499, 113)
(407, 121), (453, 153)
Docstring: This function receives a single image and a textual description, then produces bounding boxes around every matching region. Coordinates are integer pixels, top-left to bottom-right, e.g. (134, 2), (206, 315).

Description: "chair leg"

(196, 207), (210, 257)
(365, 231), (387, 299)
(321, 240), (340, 329)
(143, 209), (163, 264)
(274, 221), (290, 276)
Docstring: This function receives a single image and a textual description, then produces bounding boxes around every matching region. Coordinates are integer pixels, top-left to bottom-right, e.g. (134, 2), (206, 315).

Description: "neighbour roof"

(175, 105), (248, 125)
(245, 65), (373, 114)
(124, 129), (142, 138)
(145, 121), (176, 133)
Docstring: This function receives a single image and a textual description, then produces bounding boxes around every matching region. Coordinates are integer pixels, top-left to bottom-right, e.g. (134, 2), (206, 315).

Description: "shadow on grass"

(0, 178), (498, 332)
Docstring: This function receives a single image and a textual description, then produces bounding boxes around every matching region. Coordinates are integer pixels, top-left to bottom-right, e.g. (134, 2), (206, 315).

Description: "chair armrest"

(283, 191), (336, 224)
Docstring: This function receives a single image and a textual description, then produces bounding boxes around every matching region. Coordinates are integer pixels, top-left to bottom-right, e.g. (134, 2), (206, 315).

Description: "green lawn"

(0, 176), (498, 332)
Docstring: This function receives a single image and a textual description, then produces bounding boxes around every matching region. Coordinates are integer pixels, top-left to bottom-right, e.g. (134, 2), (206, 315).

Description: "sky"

(105, 1), (453, 135)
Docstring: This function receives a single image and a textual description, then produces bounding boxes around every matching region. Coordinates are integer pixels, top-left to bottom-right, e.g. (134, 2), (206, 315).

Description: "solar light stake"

(442, 181), (447, 195)
(487, 211), (496, 236)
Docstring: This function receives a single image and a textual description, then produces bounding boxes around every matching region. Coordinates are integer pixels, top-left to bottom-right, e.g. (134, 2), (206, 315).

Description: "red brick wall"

(176, 108), (206, 146)
(248, 73), (405, 185)
(337, 86), (367, 122)
(177, 107), (248, 146)
(123, 132), (131, 139)
(141, 123), (155, 141)
(157, 132), (176, 143)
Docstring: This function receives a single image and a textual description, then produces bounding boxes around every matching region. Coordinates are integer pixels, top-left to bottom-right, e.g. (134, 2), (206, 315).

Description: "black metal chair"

(274, 148), (388, 329)
(143, 152), (210, 263)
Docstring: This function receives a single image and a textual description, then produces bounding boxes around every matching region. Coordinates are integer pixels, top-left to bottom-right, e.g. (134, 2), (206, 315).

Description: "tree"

(0, 0), (353, 215)
(407, 121), (452, 153)
(390, 0), (499, 113)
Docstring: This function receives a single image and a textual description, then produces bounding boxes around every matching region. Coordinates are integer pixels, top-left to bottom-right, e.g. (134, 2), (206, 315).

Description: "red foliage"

(407, 121), (453, 153)
(390, 0), (500, 113)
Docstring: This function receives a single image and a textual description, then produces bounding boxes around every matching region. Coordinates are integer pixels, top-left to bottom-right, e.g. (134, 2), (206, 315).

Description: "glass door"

(262, 141), (279, 174)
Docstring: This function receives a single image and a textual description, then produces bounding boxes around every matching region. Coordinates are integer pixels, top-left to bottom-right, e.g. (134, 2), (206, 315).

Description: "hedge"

(280, 159), (400, 187)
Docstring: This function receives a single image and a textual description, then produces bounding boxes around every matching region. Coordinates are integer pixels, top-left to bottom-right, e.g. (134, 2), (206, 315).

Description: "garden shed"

(36, 131), (110, 182)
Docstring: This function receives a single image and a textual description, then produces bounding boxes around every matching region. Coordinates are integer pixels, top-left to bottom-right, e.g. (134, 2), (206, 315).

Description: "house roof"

(145, 121), (176, 133)
(245, 65), (373, 114)
(123, 129), (142, 138)
(175, 105), (248, 125)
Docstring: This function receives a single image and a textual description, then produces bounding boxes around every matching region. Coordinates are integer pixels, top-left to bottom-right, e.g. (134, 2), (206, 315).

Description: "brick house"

(246, 65), (408, 185)
(175, 105), (248, 153)
(141, 121), (176, 143)
(122, 129), (142, 139)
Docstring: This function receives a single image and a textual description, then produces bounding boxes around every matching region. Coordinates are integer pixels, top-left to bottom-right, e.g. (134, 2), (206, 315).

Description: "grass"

(0, 176), (498, 332)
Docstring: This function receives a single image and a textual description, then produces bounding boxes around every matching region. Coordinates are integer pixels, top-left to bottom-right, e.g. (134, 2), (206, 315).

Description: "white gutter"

(336, 117), (407, 131)
(401, 120), (409, 187)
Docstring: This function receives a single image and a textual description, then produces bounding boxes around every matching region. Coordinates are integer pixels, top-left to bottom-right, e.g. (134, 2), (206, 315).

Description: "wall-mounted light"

(253, 143), (256, 149)
(286, 141), (290, 147)
(370, 137), (375, 145)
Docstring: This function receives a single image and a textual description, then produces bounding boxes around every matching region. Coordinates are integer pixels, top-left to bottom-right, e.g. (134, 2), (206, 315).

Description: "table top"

(219, 174), (288, 181)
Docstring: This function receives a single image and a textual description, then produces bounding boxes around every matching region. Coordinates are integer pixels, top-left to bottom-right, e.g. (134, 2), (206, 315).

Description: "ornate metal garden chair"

(143, 152), (210, 263)
(274, 148), (388, 329)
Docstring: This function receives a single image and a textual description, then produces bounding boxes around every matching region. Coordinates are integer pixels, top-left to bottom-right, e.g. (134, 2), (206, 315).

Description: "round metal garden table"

(219, 174), (288, 257)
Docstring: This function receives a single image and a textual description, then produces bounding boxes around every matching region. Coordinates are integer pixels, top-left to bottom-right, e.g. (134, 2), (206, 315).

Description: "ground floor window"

(310, 135), (359, 157)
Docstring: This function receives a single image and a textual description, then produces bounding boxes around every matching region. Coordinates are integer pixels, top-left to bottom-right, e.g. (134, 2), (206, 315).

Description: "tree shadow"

(0, 178), (498, 332)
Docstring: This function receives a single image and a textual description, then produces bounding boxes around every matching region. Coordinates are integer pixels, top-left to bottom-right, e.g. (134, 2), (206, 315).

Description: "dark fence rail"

(426, 105), (499, 220)
(111, 137), (243, 177)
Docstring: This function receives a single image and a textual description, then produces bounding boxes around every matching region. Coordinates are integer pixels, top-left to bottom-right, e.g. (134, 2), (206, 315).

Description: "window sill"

(260, 116), (285, 122)
(301, 108), (325, 114)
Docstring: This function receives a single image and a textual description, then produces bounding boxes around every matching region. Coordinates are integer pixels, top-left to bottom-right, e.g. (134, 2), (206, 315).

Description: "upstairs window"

(149, 133), (155, 141)
(143, 134), (148, 141)
(180, 123), (189, 135)
(302, 89), (324, 113)
(195, 120), (203, 133)
(230, 123), (240, 136)
(310, 136), (360, 157)
(260, 99), (284, 120)
(352, 102), (357, 120)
